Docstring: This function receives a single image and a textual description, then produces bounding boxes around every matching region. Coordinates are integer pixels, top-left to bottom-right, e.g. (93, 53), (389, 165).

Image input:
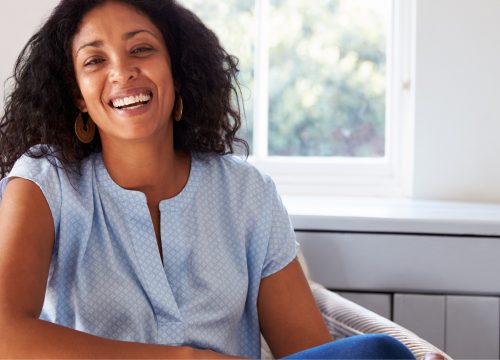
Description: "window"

(181, 0), (414, 197)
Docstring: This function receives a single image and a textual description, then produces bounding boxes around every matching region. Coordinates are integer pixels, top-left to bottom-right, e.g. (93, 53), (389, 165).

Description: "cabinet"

(295, 230), (500, 359)
(393, 294), (445, 350)
(287, 197), (500, 358)
(445, 296), (499, 359)
(295, 232), (500, 294)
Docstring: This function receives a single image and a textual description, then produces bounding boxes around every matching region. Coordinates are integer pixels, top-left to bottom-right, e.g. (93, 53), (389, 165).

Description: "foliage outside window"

(181, 0), (388, 158)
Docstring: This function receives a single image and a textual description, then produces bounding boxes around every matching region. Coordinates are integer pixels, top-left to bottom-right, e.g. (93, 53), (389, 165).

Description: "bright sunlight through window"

(181, 0), (413, 197)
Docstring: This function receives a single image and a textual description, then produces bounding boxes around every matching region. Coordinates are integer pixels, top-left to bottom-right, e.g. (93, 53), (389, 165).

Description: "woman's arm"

(257, 257), (333, 358)
(0, 178), (234, 359)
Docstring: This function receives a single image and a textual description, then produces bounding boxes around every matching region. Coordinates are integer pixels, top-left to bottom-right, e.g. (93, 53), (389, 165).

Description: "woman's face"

(72, 1), (175, 144)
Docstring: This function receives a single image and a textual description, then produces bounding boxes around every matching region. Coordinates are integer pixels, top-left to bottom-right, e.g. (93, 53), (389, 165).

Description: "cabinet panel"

(296, 231), (500, 294)
(393, 294), (445, 350)
(337, 292), (391, 319)
(446, 296), (500, 359)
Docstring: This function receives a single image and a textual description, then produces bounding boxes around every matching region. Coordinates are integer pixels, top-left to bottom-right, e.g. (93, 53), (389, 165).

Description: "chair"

(260, 252), (452, 360)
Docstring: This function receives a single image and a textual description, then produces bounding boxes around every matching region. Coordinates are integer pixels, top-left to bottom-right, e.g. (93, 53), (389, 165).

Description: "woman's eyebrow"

(123, 29), (159, 40)
(76, 40), (103, 56)
(75, 30), (159, 56)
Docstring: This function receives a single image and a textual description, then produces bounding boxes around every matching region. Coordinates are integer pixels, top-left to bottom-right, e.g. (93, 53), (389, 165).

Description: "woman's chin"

(104, 126), (171, 145)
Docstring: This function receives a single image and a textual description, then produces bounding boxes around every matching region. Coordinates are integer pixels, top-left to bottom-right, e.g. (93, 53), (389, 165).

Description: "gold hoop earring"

(75, 113), (96, 144)
(174, 94), (183, 122)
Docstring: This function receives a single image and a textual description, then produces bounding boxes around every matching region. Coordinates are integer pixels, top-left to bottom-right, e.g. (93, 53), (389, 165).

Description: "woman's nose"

(109, 59), (139, 84)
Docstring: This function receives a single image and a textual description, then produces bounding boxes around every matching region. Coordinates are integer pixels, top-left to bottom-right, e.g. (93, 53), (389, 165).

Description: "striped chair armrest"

(310, 282), (452, 360)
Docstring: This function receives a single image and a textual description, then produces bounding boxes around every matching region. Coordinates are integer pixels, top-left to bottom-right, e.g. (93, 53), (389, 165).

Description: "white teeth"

(112, 92), (151, 108)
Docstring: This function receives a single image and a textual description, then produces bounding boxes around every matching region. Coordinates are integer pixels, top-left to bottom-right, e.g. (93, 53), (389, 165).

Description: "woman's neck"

(101, 139), (191, 206)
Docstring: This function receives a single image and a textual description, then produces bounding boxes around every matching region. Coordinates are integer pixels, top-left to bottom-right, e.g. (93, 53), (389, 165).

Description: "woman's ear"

(174, 80), (182, 93)
(75, 97), (88, 113)
(73, 87), (87, 112)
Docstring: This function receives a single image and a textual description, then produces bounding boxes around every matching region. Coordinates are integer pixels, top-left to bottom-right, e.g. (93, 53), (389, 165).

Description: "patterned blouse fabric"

(0, 150), (297, 358)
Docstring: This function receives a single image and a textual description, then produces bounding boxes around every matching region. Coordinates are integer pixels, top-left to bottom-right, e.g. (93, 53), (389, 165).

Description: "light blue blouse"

(0, 149), (297, 358)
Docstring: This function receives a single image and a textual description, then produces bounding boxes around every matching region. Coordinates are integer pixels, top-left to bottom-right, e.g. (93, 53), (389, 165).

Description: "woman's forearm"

(0, 316), (235, 359)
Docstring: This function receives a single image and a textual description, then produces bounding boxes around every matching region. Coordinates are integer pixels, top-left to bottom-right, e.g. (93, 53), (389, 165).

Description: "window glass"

(181, 0), (389, 157)
(269, 0), (388, 156)
(180, 0), (255, 149)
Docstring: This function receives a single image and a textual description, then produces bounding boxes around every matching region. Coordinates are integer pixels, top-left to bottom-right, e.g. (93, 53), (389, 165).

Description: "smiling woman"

(0, 0), (414, 359)
(72, 3), (176, 146)
(0, 0), (247, 178)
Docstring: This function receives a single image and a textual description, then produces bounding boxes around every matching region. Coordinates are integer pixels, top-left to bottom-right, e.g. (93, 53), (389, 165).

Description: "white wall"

(0, 1), (59, 114)
(2, 0), (500, 203)
(412, 0), (500, 203)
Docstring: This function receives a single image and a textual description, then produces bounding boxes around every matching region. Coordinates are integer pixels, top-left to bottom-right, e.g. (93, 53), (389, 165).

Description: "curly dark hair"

(0, 0), (248, 178)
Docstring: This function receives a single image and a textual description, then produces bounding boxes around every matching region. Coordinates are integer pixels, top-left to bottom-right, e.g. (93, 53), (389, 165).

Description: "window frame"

(248, 0), (416, 197)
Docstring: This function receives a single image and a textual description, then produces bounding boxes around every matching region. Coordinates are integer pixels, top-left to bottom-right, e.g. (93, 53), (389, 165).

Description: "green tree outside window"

(181, 0), (388, 157)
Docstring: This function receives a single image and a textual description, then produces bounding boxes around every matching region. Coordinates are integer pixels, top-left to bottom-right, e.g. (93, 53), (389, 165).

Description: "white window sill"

(283, 196), (500, 236)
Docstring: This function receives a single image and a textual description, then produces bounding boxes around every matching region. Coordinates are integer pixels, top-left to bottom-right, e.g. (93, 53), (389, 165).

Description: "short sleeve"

(261, 179), (298, 278)
(0, 153), (62, 235)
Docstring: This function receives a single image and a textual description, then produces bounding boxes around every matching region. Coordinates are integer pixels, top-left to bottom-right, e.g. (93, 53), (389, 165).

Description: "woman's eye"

(84, 57), (104, 67)
(131, 47), (153, 55)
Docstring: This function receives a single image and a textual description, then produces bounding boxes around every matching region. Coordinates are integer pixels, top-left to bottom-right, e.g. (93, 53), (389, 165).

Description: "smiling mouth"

(110, 91), (153, 110)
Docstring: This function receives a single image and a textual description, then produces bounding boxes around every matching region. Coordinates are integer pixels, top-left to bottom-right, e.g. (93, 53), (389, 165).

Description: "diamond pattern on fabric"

(0, 148), (298, 358)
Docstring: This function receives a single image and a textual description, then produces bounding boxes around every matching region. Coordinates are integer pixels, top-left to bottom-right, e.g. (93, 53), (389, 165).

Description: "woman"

(0, 0), (415, 358)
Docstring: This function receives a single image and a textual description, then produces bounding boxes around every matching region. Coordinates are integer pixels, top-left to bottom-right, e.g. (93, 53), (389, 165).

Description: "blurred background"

(1, 0), (500, 202)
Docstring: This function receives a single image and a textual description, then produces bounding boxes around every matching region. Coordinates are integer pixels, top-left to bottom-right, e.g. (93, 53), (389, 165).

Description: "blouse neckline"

(93, 152), (202, 212)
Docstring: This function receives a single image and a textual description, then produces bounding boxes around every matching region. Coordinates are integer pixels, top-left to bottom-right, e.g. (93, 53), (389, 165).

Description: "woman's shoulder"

(1, 145), (98, 196)
(193, 152), (280, 213)
(196, 152), (273, 189)
(6, 145), (63, 179)
(0, 145), (68, 227)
